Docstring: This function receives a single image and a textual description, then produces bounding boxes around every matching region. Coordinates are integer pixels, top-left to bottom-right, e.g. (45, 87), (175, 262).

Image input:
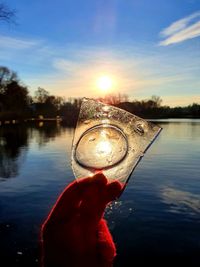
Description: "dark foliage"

(0, 66), (199, 126)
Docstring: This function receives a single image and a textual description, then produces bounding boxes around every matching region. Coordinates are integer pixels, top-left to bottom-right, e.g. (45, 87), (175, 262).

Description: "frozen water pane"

(71, 98), (162, 184)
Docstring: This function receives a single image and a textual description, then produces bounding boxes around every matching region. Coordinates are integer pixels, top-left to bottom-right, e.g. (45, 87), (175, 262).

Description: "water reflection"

(152, 119), (200, 140)
(0, 123), (65, 179)
(0, 120), (200, 266)
(161, 187), (200, 215)
(0, 125), (28, 179)
(29, 122), (65, 148)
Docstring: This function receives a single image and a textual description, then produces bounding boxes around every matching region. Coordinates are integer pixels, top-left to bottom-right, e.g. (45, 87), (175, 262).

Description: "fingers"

(106, 181), (123, 203)
(43, 173), (108, 226)
(43, 176), (97, 225)
(79, 173), (108, 224)
(43, 172), (123, 227)
(79, 174), (123, 225)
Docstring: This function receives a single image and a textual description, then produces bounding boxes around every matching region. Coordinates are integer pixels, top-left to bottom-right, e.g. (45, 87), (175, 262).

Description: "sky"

(0, 0), (200, 106)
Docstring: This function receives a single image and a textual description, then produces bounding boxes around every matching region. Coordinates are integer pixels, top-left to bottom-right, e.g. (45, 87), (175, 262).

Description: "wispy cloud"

(159, 11), (200, 45)
(53, 58), (83, 74)
(27, 46), (200, 105)
(0, 34), (199, 106)
(0, 35), (40, 49)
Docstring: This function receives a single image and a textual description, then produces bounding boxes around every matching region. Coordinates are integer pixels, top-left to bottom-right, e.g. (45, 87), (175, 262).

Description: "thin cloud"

(0, 34), (199, 107)
(0, 35), (40, 49)
(53, 58), (82, 74)
(159, 11), (200, 45)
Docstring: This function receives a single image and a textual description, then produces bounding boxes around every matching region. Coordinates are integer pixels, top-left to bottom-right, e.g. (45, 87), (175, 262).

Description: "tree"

(97, 93), (129, 105)
(32, 88), (65, 117)
(151, 95), (162, 108)
(34, 87), (49, 103)
(189, 103), (200, 117)
(0, 2), (15, 23)
(0, 66), (18, 93)
(4, 81), (29, 112)
(52, 96), (65, 111)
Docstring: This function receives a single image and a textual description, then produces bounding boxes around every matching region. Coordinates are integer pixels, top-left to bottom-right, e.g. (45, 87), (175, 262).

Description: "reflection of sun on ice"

(96, 76), (113, 92)
(96, 140), (112, 155)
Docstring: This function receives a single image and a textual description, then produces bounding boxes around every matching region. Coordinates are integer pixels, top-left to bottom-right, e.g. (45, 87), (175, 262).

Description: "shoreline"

(0, 117), (200, 127)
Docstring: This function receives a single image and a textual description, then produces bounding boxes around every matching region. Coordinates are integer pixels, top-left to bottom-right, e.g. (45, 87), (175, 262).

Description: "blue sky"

(0, 0), (200, 106)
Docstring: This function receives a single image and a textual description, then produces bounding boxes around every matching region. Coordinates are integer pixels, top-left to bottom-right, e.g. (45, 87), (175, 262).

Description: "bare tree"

(151, 95), (162, 108)
(34, 87), (50, 103)
(0, 2), (15, 23)
(0, 66), (18, 93)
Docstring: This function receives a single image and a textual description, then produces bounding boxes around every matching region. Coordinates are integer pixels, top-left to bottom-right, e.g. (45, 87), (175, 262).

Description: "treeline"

(117, 98), (200, 119)
(0, 66), (199, 126)
(0, 66), (80, 125)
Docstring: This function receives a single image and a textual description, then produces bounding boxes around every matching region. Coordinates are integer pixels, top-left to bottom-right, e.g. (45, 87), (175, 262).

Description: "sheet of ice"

(71, 98), (162, 183)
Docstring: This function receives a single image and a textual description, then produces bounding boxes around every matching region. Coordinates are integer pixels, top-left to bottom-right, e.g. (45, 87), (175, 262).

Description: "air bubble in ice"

(84, 120), (91, 124)
(135, 122), (145, 135)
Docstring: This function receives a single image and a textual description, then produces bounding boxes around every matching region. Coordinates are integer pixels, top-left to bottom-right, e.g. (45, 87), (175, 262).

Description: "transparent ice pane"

(71, 98), (162, 184)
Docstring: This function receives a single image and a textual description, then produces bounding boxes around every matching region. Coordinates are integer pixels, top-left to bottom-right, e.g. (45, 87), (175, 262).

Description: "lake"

(0, 119), (200, 266)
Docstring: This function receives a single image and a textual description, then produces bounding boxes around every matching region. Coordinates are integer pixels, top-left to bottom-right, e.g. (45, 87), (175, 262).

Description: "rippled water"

(0, 120), (200, 266)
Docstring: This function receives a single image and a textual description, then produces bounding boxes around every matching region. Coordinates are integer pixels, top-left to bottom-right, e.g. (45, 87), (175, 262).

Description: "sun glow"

(96, 76), (113, 92)
(96, 140), (112, 155)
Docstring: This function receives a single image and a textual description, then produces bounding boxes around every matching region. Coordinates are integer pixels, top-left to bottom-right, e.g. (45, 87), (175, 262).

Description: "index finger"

(44, 173), (108, 225)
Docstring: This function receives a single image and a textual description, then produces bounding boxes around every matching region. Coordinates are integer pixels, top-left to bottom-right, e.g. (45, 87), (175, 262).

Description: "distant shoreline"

(0, 116), (200, 127)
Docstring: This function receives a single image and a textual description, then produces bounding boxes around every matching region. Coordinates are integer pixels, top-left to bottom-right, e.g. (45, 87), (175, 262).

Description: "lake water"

(0, 119), (200, 266)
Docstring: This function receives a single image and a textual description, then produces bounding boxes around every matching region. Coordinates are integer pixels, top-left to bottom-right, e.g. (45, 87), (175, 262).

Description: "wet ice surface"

(0, 120), (200, 266)
(72, 99), (162, 183)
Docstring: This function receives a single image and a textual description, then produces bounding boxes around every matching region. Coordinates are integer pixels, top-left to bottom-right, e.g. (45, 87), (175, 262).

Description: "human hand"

(41, 173), (122, 267)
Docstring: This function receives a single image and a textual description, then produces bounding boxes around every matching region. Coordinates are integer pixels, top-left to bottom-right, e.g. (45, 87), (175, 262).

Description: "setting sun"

(96, 76), (113, 92)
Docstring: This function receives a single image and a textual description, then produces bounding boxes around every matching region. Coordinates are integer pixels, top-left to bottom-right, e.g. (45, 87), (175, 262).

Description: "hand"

(41, 173), (122, 267)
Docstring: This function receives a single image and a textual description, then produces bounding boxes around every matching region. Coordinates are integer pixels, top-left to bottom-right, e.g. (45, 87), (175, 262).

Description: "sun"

(96, 76), (113, 92)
